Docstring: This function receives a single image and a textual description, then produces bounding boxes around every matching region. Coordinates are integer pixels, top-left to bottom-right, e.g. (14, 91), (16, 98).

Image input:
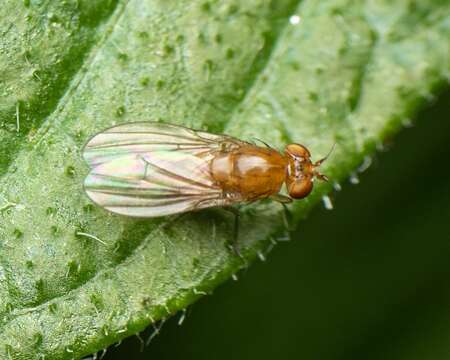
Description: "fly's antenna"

(313, 143), (336, 182)
(314, 143), (336, 167)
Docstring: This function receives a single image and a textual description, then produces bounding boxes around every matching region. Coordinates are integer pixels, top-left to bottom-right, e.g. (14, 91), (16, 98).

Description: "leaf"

(0, 0), (448, 358)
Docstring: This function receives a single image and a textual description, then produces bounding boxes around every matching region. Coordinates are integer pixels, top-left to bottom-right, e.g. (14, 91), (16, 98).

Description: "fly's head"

(284, 144), (330, 199)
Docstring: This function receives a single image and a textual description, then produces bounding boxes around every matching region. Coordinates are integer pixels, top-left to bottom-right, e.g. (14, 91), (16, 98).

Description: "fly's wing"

(84, 150), (233, 217)
(83, 122), (244, 168)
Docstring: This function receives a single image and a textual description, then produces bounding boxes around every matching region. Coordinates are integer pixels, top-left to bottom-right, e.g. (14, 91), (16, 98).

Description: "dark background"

(104, 89), (450, 360)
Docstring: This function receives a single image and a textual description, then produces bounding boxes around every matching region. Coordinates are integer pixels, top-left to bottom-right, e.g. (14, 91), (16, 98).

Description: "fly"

(82, 122), (330, 217)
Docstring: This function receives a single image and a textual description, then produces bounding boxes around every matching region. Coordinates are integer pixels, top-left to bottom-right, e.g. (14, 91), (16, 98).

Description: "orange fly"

(82, 122), (329, 217)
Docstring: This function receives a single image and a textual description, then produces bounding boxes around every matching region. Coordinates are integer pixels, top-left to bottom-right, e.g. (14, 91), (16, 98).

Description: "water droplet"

(289, 15), (301, 25)
(257, 251), (266, 261)
(422, 91), (435, 102)
(178, 310), (186, 325)
(357, 156), (372, 173)
(402, 118), (413, 128)
(349, 172), (360, 184)
(376, 142), (386, 152)
(277, 233), (291, 242)
(322, 195), (333, 210)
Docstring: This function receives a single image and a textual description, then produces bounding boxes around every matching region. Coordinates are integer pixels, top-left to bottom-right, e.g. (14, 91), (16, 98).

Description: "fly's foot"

(223, 206), (248, 264)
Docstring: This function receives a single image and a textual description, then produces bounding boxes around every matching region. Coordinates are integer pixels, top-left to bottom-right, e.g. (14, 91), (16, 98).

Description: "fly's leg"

(223, 206), (245, 260)
(270, 194), (292, 204)
(270, 194), (294, 232)
(281, 203), (294, 232)
(223, 206), (240, 250)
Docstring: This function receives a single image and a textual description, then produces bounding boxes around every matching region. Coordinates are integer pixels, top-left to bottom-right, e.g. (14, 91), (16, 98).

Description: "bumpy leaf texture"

(0, 0), (448, 358)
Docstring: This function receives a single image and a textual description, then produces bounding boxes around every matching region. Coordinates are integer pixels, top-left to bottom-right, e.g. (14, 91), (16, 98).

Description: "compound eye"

(285, 144), (311, 159)
(287, 178), (313, 199)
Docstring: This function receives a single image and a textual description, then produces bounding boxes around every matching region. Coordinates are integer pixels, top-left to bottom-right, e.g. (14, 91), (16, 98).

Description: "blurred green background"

(102, 90), (450, 359)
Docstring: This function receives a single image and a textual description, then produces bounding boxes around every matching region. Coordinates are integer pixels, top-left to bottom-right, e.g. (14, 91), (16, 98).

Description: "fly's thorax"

(211, 145), (287, 198)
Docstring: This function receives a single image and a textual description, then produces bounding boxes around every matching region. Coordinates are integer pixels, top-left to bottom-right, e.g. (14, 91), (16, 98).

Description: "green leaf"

(0, 0), (448, 358)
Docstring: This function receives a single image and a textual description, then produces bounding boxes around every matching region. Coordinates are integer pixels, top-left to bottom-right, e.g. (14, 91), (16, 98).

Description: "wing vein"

(141, 157), (216, 191)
